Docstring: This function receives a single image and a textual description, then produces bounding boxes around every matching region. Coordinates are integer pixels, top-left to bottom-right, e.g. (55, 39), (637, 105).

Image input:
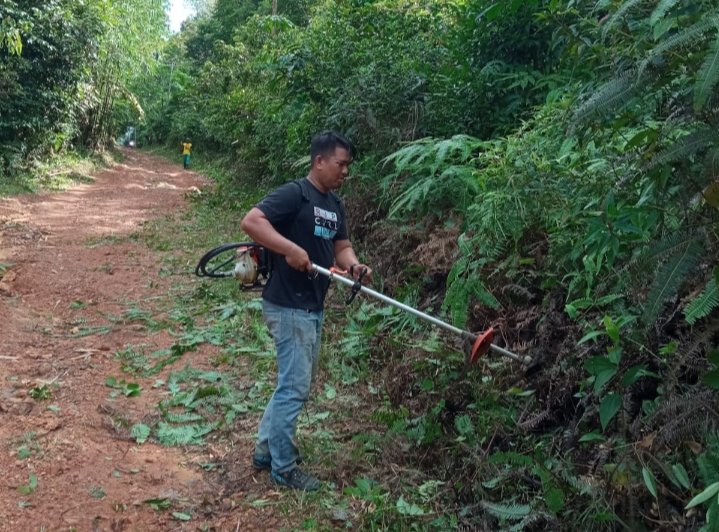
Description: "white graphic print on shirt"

(313, 206), (339, 239)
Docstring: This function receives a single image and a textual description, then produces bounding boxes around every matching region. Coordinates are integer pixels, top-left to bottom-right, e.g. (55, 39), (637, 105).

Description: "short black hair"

(310, 130), (353, 164)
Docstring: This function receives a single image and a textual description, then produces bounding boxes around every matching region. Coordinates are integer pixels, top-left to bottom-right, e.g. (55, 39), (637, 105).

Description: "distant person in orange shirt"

(181, 139), (192, 169)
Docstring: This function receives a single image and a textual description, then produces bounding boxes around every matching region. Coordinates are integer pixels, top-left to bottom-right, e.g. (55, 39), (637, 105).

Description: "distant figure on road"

(181, 139), (192, 169)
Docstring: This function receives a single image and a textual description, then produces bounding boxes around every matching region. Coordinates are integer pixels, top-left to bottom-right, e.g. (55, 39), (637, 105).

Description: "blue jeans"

(254, 300), (323, 473)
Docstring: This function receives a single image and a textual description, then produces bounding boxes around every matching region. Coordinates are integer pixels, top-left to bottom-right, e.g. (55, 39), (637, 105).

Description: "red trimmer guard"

(470, 328), (494, 364)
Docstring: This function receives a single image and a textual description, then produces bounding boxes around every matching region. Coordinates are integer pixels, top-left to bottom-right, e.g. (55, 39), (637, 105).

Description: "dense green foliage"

(0, 0), (165, 181)
(136, 0), (563, 178)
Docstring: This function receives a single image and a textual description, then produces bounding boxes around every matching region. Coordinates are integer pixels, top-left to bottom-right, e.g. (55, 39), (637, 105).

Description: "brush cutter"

(196, 242), (535, 370)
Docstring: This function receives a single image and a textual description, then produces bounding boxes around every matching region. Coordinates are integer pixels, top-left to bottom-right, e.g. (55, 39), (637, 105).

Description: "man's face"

(316, 147), (352, 190)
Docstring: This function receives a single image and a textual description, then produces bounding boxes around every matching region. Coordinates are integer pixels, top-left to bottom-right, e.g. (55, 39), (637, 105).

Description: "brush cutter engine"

(234, 246), (259, 285)
(195, 242), (272, 291)
(233, 245), (272, 289)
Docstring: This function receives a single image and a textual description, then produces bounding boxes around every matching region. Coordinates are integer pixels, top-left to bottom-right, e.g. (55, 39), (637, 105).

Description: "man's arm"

(241, 207), (312, 272)
(334, 239), (372, 283)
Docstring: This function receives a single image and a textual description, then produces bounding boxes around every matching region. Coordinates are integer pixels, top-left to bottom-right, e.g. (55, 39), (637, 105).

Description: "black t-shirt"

(255, 178), (348, 311)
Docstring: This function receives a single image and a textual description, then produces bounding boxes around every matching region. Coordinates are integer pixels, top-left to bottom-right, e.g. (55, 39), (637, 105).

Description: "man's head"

(309, 131), (353, 191)
(185, 138), (190, 143)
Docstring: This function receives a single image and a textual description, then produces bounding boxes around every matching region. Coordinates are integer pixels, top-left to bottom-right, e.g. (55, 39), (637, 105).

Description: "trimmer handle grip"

(345, 267), (367, 305)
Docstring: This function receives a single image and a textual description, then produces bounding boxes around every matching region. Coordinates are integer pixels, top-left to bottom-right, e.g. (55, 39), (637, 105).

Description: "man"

(240, 131), (371, 491)
(181, 139), (192, 169)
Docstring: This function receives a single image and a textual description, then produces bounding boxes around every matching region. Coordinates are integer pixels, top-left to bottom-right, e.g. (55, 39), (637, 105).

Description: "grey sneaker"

(252, 454), (304, 470)
(270, 468), (320, 491)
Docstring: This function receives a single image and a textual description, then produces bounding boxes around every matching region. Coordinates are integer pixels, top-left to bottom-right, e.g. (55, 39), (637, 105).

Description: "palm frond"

(685, 278), (719, 325)
(650, 0), (681, 27)
(695, 34), (719, 110)
(602, 0), (649, 41)
(650, 15), (719, 57)
(642, 240), (704, 326)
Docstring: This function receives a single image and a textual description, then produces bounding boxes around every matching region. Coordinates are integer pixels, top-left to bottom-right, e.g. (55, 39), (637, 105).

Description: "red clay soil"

(0, 150), (283, 532)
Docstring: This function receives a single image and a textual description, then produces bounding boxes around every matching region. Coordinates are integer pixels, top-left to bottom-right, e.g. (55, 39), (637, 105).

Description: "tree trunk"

(271, 0), (277, 35)
(86, 56), (110, 147)
(101, 91), (117, 149)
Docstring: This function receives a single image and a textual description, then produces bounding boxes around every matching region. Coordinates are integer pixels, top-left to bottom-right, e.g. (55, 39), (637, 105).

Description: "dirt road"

(0, 150), (281, 531)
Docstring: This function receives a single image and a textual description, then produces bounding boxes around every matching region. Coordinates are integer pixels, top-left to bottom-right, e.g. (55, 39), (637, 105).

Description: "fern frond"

(685, 278), (719, 325)
(156, 421), (216, 446)
(650, 15), (719, 57)
(650, 0), (681, 27)
(649, 127), (716, 169)
(657, 412), (709, 447)
(569, 297), (593, 310)
(563, 473), (598, 495)
(162, 411), (204, 423)
(704, 147), (719, 177)
(431, 135), (478, 173)
(381, 139), (434, 172)
(194, 385), (221, 399)
(503, 284), (533, 301)
(698, 433), (719, 484)
(195, 371), (224, 382)
(443, 276), (470, 329)
(602, 0), (649, 41)
(596, 293), (625, 306)
(573, 70), (641, 123)
(447, 256), (469, 286)
(647, 390), (715, 426)
(630, 231), (701, 280)
(505, 512), (551, 532)
(518, 408), (551, 430)
(387, 177), (433, 218)
(190, 395), (223, 410)
(470, 276), (501, 309)
(481, 501), (532, 521)
(439, 165), (481, 196)
(642, 240), (704, 325)
(488, 451), (534, 467)
(677, 319), (719, 368)
(695, 34), (719, 110)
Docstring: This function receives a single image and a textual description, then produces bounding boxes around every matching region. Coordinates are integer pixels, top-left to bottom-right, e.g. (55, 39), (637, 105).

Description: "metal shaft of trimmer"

(312, 264), (528, 365)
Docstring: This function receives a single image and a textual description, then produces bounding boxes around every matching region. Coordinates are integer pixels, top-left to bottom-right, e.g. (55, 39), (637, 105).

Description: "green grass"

(0, 148), (121, 198)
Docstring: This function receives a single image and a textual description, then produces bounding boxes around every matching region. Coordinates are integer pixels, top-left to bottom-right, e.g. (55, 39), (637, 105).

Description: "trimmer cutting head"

(468, 328), (494, 364)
